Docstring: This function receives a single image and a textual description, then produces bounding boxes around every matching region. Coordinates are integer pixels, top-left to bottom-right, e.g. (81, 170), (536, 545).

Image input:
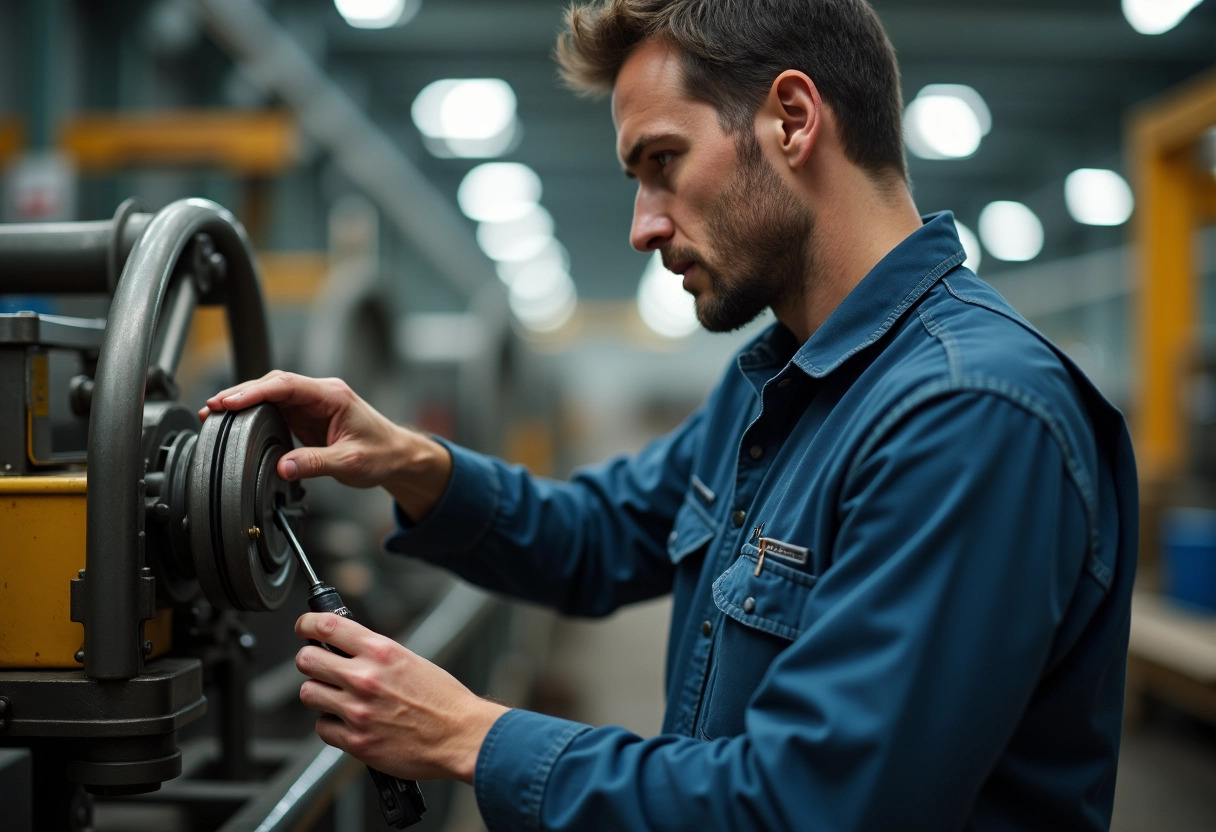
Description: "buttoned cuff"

(383, 439), (502, 560)
(475, 709), (591, 832)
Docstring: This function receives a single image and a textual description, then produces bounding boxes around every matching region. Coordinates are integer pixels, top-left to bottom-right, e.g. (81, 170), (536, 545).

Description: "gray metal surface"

(84, 198), (271, 680)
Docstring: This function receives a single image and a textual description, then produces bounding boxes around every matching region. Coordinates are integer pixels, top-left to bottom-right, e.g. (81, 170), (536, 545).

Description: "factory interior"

(2, 0), (1216, 829)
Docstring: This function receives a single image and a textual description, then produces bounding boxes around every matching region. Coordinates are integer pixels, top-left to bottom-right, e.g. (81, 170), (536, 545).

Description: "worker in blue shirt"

(202, 0), (1139, 828)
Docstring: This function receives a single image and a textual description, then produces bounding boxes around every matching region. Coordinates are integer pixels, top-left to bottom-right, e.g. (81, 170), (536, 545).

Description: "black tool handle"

(308, 585), (427, 828)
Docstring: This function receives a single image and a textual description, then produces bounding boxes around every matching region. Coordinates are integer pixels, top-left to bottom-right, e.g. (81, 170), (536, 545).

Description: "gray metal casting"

(85, 198), (271, 680)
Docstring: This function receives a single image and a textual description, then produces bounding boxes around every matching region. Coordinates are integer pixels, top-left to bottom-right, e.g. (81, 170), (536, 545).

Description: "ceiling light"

(510, 272), (577, 333)
(334, 0), (419, 29)
(458, 163), (542, 223)
(1064, 169), (1135, 226)
(637, 251), (699, 338)
(1122, 0), (1205, 34)
(496, 240), (570, 288)
(954, 220), (982, 273)
(411, 78), (519, 158)
(476, 205), (554, 263)
(978, 201), (1044, 262)
(905, 85), (990, 160)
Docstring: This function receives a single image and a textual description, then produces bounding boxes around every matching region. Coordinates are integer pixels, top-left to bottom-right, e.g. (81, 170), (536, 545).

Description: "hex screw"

(247, 526), (262, 540)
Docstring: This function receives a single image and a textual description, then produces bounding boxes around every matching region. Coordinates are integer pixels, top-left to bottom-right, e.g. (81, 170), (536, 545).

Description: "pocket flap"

(666, 493), (715, 565)
(712, 543), (818, 641)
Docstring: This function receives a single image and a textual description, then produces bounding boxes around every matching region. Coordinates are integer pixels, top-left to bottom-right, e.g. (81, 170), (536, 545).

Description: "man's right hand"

(199, 371), (452, 523)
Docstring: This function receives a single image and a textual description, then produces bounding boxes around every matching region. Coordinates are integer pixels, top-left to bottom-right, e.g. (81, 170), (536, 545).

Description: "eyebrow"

(621, 132), (680, 178)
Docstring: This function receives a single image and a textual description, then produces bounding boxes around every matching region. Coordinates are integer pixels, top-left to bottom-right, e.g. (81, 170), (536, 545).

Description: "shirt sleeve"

(383, 405), (707, 617)
(473, 389), (1096, 831)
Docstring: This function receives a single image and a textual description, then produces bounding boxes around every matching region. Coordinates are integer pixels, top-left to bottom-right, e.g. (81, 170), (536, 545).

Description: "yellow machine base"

(0, 474), (171, 668)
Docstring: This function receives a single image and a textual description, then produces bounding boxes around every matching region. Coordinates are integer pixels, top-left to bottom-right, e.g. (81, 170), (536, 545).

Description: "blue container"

(1162, 507), (1216, 613)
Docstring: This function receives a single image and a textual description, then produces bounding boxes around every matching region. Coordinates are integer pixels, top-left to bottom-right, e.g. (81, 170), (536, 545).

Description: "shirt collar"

(740, 211), (966, 380)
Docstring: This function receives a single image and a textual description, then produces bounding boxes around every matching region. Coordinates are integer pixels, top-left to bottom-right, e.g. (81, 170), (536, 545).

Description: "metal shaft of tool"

(274, 506), (321, 588)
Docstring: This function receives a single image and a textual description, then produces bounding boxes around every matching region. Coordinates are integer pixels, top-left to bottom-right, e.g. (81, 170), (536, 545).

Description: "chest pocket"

(666, 488), (716, 565)
(698, 543), (818, 740)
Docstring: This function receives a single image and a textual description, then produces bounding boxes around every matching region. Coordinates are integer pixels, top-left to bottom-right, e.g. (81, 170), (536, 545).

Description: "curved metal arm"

(85, 198), (272, 680)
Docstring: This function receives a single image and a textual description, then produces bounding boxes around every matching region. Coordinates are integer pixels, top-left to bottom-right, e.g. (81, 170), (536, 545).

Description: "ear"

(762, 70), (822, 171)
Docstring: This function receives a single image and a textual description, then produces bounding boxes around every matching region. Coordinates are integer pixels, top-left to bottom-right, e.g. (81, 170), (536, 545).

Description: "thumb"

(279, 447), (333, 481)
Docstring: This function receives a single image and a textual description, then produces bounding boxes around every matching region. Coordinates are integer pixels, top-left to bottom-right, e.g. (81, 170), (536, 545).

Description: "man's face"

(613, 40), (812, 332)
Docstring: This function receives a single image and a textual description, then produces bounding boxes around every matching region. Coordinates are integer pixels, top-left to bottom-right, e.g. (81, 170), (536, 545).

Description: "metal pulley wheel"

(186, 404), (301, 611)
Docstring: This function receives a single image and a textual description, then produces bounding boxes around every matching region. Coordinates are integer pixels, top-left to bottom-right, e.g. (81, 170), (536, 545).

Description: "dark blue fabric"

(386, 212), (1138, 831)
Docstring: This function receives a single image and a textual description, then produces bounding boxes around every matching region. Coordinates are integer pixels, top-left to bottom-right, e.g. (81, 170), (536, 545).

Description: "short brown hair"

(556, 0), (907, 181)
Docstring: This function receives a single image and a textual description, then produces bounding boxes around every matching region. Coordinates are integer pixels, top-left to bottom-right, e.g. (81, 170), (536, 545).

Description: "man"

(202, 1), (1138, 828)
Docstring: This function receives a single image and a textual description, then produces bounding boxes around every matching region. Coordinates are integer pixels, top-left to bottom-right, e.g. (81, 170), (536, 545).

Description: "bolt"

(77, 569), (86, 579)
(182, 515), (189, 531)
(239, 633), (257, 650)
(247, 525), (262, 540)
(3, 463), (11, 472)
(143, 640), (153, 655)
(74, 649), (85, 663)
(0, 697), (9, 715)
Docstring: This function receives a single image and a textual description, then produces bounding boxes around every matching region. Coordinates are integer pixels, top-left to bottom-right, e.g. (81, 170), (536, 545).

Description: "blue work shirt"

(386, 212), (1138, 831)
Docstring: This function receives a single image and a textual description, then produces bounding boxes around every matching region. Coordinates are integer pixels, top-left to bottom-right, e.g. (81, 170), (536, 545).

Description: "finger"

(295, 612), (374, 656)
(299, 678), (348, 717)
(314, 712), (355, 753)
(295, 644), (348, 688)
(205, 371), (334, 415)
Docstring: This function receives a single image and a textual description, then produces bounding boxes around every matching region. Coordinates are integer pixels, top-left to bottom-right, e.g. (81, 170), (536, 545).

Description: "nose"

(629, 188), (674, 252)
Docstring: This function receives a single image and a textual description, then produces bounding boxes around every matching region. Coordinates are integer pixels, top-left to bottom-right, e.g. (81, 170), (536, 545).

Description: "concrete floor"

(538, 598), (1216, 831)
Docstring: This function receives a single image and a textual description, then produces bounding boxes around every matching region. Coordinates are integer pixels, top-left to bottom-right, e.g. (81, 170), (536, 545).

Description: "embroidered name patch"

(759, 537), (809, 565)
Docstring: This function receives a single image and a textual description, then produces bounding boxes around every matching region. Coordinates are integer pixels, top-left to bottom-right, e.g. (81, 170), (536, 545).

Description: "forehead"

(612, 40), (713, 160)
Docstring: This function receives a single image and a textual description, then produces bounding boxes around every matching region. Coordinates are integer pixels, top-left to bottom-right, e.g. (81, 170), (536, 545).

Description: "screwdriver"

(274, 506), (427, 829)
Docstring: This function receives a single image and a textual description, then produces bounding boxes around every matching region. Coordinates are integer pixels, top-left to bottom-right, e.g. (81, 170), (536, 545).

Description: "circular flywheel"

(187, 404), (300, 611)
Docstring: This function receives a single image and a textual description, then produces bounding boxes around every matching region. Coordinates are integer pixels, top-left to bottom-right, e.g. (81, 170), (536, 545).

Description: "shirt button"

(701, 620), (713, 637)
(749, 445), (764, 460)
(668, 530), (678, 542)
(778, 378), (792, 389)
(732, 510), (746, 527)
(742, 597), (756, 614)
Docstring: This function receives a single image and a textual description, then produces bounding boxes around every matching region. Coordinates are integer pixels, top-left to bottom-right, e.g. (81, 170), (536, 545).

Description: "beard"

(663, 138), (813, 333)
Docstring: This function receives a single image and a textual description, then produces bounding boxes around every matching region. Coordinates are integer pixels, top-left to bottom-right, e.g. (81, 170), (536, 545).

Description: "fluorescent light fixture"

(1064, 169), (1135, 226)
(334, 0), (419, 29)
(954, 220), (982, 273)
(1122, 0), (1204, 34)
(637, 251), (699, 338)
(978, 201), (1044, 262)
(905, 85), (991, 160)
(458, 163), (542, 223)
(476, 205), (554, 263)
(510, 271), (577, 333)
(411, 78), (518, 158)
(496, 240), (570, 288)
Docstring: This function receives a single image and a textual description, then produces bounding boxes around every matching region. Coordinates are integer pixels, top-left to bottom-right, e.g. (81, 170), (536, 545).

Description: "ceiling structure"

(299, 0), (1216, 301)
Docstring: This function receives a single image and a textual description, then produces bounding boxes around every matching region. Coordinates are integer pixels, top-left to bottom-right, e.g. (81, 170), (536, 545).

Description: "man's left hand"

(294, 612), (509, 784)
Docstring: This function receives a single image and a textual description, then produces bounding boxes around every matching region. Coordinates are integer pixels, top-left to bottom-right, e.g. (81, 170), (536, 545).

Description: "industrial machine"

(0, 198), (308, 830)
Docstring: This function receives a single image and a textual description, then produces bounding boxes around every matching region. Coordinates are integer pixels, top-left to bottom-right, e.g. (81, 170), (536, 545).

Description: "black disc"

(188, 405), (298, 611)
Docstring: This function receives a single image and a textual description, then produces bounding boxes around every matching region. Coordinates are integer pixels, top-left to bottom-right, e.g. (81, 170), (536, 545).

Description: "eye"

(651, 150), (676, 169)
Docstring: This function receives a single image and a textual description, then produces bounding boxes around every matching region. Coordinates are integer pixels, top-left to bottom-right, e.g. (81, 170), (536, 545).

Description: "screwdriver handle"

(307, 585), (427, 828)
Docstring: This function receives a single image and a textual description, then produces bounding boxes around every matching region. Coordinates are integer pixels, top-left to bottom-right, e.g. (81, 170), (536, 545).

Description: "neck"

(774, 165), (922, 343)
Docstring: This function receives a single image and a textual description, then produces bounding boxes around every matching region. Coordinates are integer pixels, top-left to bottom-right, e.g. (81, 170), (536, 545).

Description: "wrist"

(383, 429), (453, 523)
(451, 699), (510, 785)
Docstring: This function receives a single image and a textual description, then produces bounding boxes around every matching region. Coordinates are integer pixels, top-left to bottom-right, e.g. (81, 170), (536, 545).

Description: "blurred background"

(1, 0), (1215, 829)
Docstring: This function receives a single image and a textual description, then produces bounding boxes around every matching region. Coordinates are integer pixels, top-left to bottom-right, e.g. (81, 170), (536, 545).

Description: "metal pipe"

(85, 198), (271, 679)
(0, 202), (151, 295)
